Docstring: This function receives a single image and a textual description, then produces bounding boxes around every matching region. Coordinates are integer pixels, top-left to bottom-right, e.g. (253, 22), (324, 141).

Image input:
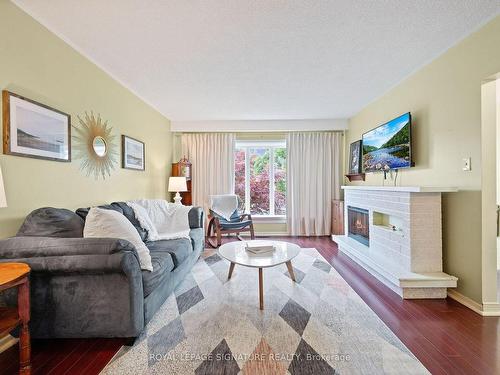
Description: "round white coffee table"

(218, 240), (300, 310)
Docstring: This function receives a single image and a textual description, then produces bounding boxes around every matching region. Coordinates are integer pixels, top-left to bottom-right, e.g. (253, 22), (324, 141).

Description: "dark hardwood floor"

(290, 236), (500, 375)
(0, 338), (125, 375)
(1, 236), (499, 374)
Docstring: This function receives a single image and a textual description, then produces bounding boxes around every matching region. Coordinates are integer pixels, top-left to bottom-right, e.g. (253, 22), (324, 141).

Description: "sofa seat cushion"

(142, 252), (175, 297)
(145, 238), (192, 268)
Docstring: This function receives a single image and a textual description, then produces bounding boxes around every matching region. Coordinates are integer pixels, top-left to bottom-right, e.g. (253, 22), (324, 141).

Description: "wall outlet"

(462, 157), (471, 171)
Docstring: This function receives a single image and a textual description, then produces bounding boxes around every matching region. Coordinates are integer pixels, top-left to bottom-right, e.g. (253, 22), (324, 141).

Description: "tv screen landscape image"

(362, 112), (411, 172)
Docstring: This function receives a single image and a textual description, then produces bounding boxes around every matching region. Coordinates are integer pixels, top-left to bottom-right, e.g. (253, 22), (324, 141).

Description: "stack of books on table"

(245, 243), (275, 255)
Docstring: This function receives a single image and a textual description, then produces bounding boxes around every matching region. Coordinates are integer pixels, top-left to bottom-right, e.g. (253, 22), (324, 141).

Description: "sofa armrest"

(0, 236), (145, 338)
(0, 236), (140, 274)
(188, 207), (204, 229)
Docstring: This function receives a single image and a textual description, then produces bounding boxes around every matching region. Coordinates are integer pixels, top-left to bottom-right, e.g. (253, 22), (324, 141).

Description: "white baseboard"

(482, 301), (500, 316)
(447, 289), (500, 316)
(447, 290), (484, 314)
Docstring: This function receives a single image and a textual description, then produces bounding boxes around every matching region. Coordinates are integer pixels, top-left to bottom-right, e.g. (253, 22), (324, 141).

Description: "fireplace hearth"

(347, 206), (369, 246)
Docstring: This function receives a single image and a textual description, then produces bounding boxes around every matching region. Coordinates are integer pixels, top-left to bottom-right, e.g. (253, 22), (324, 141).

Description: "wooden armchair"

(206, 202), (255, 248)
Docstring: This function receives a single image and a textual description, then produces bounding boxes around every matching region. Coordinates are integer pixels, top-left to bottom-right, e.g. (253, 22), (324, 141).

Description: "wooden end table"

(0, 263), (31, 375)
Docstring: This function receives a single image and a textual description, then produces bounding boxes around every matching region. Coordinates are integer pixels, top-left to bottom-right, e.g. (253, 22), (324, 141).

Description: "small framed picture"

(2, 91), (71, 162)
(349, 140), (362, 174)
(122, 135), (145, 171)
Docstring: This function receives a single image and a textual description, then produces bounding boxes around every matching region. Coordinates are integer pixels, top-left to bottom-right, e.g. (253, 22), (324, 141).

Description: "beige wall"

(0, 2), (172, 238)
(346, 15), (500, 303)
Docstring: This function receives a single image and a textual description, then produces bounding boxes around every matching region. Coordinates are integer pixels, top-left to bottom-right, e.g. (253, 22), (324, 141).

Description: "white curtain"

(181, 133), (235, 214)
(287, 132), (342, 236)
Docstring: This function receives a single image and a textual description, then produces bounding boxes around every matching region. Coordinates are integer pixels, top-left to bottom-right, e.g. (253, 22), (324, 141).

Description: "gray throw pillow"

(17, 208), (85, 238)
(111, 202), (148, 241)
(75, 204), (122, 220)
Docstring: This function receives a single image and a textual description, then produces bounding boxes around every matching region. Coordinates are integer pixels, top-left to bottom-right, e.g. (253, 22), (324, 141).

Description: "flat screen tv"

(362, 112), (412, 172)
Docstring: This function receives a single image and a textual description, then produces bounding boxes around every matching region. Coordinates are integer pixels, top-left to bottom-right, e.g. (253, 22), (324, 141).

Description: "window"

(234, 140), (286, 217)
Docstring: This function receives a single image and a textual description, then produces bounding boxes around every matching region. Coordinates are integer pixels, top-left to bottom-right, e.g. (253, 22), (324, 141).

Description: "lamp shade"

(168, 176), (187, 192)
(0, 166), (6, 208)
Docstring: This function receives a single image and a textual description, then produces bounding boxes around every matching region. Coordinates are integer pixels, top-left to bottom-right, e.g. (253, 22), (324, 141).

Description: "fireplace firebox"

(347, 206), (369, 246)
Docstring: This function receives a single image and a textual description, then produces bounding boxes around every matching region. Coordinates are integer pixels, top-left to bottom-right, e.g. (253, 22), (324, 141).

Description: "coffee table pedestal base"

(226, 262), (296, 310)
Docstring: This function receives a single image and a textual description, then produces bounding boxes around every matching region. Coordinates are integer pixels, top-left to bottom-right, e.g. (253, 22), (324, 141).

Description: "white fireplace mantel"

(333, 185), (458, 299)
(341, 185), (458, 193)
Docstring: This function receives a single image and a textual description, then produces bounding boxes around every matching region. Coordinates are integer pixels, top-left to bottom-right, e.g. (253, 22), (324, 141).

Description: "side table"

(0, 263), (31, 375)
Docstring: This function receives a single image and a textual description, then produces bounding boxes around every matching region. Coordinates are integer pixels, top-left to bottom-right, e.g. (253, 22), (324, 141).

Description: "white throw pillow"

(84, 207), (153, 272)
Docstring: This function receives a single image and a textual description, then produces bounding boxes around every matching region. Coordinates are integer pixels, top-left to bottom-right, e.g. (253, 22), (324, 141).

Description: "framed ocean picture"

(122, 135), (145, 171)
(2, 91), (71, 162)
(348, 140), (362, 174)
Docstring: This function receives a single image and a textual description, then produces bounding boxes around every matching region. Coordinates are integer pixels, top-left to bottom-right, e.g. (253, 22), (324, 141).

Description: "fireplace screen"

(347, 206), (369, 246)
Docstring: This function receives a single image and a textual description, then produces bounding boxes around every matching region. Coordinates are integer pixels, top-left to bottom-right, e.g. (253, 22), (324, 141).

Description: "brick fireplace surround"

(333, 186), (458, 299)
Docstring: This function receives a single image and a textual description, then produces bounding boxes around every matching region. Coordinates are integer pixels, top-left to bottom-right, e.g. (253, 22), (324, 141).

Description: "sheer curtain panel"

(181, 133), (235, 214)
(287, 132), (342, 236)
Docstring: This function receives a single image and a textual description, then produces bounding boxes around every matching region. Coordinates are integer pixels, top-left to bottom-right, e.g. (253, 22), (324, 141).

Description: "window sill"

(251, 215), (286, 224)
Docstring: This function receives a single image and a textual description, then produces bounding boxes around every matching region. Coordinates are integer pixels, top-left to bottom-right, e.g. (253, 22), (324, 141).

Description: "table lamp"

(0, 166), (6, 208)
(168, 176), (187, 205)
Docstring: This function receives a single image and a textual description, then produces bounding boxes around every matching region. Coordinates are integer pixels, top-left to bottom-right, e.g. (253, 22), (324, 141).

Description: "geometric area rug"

(102, 248), (429, 374)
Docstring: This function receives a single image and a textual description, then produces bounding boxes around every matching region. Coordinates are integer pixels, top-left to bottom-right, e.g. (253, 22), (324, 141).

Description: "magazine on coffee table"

(245, 243), (275, 255)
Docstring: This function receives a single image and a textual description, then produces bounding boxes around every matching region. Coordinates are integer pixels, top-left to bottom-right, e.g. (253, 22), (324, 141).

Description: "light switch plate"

(462, 157), (471, 171)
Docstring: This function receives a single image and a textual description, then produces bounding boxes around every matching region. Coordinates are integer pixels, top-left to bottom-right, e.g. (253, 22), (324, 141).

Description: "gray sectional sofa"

(0, 202), (204, 339)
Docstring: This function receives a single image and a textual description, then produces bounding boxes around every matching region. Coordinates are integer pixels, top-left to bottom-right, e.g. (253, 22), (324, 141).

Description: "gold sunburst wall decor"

(73, 112), (118, 179)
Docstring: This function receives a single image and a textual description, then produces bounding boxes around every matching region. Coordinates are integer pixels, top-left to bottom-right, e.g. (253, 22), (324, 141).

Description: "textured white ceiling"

(13, 0), (500, 121)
